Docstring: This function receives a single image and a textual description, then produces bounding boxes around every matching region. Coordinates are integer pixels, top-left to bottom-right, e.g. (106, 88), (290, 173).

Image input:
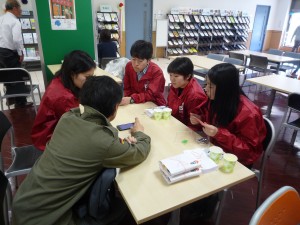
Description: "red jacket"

(201, 95), (266, 166)
(31, 77), (79, 151)
(123, 61), (166, 106)
(167, 78), (207, 129)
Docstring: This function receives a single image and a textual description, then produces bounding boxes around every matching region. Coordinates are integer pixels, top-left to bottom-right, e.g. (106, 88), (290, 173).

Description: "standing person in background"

(97, 29), (118, 67)
(31, 50), (96, 151)
(291, 25), (300, 52)
(121, 40), (166, 106)
(0, 0), (31, 107)
(167, 57), (207, 129)
(190, 63), (266, 167)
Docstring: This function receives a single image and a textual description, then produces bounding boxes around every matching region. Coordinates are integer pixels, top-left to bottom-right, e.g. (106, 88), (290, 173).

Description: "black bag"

(73, 168), (117, 220)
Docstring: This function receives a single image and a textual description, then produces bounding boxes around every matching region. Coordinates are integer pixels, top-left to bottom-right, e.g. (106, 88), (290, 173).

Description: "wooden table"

(169, 55), (244, 71)
(246, 74), (300, 117)
(112, 102), (255, 224)
(230, 50), (300, 74)
(47, 64), (122, 84)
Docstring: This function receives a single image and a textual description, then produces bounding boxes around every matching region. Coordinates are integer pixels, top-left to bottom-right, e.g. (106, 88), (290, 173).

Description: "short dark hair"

(5, 0), (20, 10)
(55, 50), (96, 98)
(80, 76), (123, 118)
(167, 57), (194, 80)
(100, 29), (112, 42)
(130, 40), (153, 60)
(207, 63), (244, 127)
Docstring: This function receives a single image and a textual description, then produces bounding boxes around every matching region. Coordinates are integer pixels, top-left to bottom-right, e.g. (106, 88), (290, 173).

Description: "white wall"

(0, 0), (34, 15)
(92, 0), (291, 31)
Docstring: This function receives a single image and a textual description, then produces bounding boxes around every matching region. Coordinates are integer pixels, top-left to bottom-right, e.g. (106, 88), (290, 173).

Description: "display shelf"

(165, 11), (250, 57)
(96, 12), (120, 42)
(19, 10), (41, 71)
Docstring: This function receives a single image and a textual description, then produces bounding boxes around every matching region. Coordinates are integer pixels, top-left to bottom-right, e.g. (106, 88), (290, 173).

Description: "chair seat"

(3, 85), (33, 95)
(5, 146), (42, 178)
(194, 68), (208, 76)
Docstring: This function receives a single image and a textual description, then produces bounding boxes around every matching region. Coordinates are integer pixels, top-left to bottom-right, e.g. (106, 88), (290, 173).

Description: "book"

(20, 18), (31, 29)
(32, 33), (37, 43)
(159, 153), (201, 177)
(30, 18), (36, 29)
(23, 33), (33, 44)
(183, 148), (218, 173)
(160, 167), (201, 184)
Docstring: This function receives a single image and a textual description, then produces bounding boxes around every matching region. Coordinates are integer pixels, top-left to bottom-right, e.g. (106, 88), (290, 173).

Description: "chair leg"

(31, 92), (37, 113)
(37, 87), (42, 100)
(3, 194), (9, 225)
(214, 189), (227, 225)
(291, 130), (298, 145)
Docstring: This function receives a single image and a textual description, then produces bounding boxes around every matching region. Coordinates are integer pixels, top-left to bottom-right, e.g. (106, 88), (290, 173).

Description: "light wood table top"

(170, 55), (244, 71)
(247, 74), (300, 94)
(112, 102), (255, 224)
(247, 74), (300, 117)
(47, 64), (122, 84)
(230, 50), (300, 63)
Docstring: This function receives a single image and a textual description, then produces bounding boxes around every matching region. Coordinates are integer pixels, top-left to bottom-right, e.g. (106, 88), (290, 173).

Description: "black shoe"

(15, 102), (33, 108)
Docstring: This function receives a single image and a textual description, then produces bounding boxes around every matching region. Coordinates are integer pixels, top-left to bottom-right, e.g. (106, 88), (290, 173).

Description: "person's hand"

(120, 97), (131, 106)
(192, 116), (218, 137)
(130, 117), (144, 133)
(190, 113), (201, 125)
(124, 136), (137, 144)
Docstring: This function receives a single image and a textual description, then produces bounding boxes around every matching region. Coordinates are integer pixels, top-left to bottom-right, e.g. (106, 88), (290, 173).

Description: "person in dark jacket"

(12, 76), (151, 225)
(97, 29), (118, 66)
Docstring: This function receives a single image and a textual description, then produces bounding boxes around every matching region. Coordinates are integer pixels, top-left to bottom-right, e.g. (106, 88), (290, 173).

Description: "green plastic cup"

(221, 153), (238, 173)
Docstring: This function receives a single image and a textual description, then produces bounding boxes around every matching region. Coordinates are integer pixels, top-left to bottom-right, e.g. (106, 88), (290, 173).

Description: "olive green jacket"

(12, 106), (151, 225)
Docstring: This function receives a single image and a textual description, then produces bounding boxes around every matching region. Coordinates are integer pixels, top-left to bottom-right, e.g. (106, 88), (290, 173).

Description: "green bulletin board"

(35, 0), (95, 82)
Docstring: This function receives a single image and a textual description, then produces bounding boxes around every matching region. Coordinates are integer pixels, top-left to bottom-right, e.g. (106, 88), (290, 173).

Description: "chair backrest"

(262, 117), (275, 156)
(100, 57), (119, 69)
(0, 111), (12, 151)
(223, 57), (244, 66)
(249, 186), (300, 225)
(229, 52), (245, 62)
(283, 51), (300, 60)
(0, 68), (32, 84)
(249, 54), (268, 70)
(267, 49), (283, 56)
(207, 53), (225, 61)
(288, 93), (300, 112)
(0, 170), (8, 225)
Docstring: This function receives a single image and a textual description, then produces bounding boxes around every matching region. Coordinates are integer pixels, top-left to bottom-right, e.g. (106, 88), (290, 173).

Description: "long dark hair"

(55, 50), (96, 98)
(207, 63), (245, 127)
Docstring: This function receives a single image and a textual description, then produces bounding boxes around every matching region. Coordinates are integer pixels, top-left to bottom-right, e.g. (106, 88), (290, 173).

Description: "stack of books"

(159, 148), (218, 184)
(159, 153), (201, 184)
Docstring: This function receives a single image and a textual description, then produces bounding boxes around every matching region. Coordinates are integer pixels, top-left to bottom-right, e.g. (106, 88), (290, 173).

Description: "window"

(283, 12), (300, 46)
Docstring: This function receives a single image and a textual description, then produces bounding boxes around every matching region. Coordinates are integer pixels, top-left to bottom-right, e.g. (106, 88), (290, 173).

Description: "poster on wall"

(49, 0), (77, 30)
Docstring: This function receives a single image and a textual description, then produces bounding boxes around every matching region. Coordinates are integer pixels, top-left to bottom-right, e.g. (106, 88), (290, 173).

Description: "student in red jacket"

(121, 40), (166, 106)
(167, 57), (207, 129)
(190, 63), (266, 167)
(31, 50), (96, 151)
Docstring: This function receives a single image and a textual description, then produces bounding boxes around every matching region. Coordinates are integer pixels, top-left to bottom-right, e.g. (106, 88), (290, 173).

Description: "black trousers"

(0, 47), (27, 104)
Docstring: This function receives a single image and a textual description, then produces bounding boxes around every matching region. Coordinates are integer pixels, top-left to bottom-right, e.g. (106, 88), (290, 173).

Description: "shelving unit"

(96, 12), (120, 45)
(165, 11), (250, 57)
(19, 10), (41, 71)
